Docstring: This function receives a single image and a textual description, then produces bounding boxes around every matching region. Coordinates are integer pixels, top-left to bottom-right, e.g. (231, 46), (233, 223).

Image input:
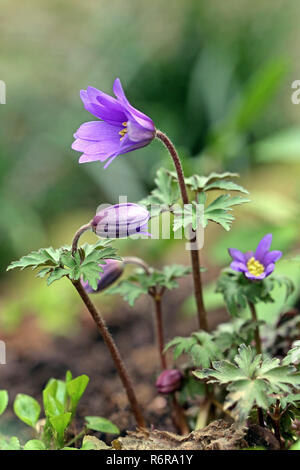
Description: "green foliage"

(169, 171), (248, 194)
(7, 240), (120, 291)
(194, 344), (300, 422)
(202, 193), (250, 232)
(23, 439), (46, 450)
(140, 168), (180, 216)
(85, 416), (120, 434)
(170, 171), (249, 232)
(165, 331), (222, 368)
(106, 264), (192, 306)
(282, 341), (300, 366)
(214, 319), (258, 360)
(13, 394), (41, 428)
(216, 270), (294, 316)
(0, 391), (8, 416)
(141, 169), (249, 232)
(0, 370), (119, 450)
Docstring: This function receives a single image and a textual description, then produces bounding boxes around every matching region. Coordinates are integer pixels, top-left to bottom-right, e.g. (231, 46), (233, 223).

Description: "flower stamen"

(247, 257), (265, 277)
(119, 122), (128, 140)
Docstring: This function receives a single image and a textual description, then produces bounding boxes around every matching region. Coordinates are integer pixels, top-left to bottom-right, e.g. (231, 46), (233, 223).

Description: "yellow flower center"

(247, 256), (265, 276)
(119, 122), (128, 140)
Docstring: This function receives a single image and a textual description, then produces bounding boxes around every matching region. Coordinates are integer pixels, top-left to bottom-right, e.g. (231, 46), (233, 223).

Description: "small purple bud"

(156, 369), (183, 394)
(81, 259), (124, 294)
(91, 203), (150, 238)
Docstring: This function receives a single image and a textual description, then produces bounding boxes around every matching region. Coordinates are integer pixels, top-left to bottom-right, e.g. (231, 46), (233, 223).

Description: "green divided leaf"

(7, 247), (61, 271)
(165, 331), (221, 368)
(193, 344), (300, 422)
(140, 168), (180, 215)
(106, 264), (192, 306)
(204, 194), (250, 231)
(85, 416), (120, 434)
(14, 393), (41, 428)
(7, 240), (120, 290)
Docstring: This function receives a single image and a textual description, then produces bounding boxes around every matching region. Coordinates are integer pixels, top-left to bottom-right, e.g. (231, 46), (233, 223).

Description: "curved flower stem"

(71, 222), (92, 255)
(123, 256), (151, 275)
(248, 301), (262, 355)
(71, 279), (146, 430)
(151, 294), (168, 370)
(155, 130), (208, 331)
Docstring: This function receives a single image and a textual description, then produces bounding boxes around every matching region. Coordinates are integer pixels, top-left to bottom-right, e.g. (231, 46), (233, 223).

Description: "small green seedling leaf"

(85, 416), (120, 434)
(50, 412), (72, 446)
(14, 393), (41, 428)
(0, 436), (21, 450)
(23, 439), (46, 450)
(66, 375), (89, 414)
(0, 390), (8, 415)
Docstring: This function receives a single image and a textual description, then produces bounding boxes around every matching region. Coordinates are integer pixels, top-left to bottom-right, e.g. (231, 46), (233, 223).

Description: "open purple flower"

(228, 234), (282, 281)
(81, 259), (124, 294)
(91, 203), (151, 238)
(72, 78), (156, 168)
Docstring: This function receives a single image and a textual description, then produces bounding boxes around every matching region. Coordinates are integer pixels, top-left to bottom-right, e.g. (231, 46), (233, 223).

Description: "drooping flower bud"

(91, 203), (150, 239)
(156, 369), (183, 394)
(81, 259), (124, 294)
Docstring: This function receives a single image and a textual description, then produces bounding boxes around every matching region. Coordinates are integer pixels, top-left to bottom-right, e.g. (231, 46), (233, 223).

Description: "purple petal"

(74, 121), (119, 141)
(255, 234), (272, 262)
(80, 89), (126, 124)
(245, 271), (266, 281)
(113, 78), (155, 132)
(262, 250), (282, 266)
(113, 78), (130, 105)
(228, 248), (245, 263)
(78, 153), (112, 164)
(230, 261), (247, 273)
(264, 263), (275, 277)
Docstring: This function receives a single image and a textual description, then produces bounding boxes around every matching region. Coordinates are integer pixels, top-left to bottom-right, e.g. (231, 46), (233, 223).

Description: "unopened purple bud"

(81, 259), (124, 293)
(91, 203), (150, 238)
(156, 369), (183, 394)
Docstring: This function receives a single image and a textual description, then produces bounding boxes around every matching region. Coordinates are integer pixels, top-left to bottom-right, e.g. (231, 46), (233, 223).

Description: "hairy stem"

(155, 130), (208, 331)
(71, 279), (146, 429)
(172, 395), (190, 435)
(71, 222), (92, 255)
(152, 294), (167, 370)
(123, 256), (151, 275)
(248, 301), (262, 354)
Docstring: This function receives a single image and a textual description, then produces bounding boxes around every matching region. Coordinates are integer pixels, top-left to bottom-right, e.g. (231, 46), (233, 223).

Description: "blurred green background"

(2, 0), (300, 335)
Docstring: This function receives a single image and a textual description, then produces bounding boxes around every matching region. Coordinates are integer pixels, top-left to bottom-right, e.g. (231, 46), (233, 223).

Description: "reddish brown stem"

(172, 395), (190, 435)
(152, 295), (167, 370)
(71, 279), (146, 429)
(71, 222), (92, 255)
(248, 301), (262, 354)
(155, 130), (208, 331)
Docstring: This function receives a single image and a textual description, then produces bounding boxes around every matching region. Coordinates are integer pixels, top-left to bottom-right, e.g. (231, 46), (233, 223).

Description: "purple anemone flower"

(72, 78), (156, 168)
(91, 203), (151, 238)
(81, 259), (124, 294)
(228, 234), (282, 281)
